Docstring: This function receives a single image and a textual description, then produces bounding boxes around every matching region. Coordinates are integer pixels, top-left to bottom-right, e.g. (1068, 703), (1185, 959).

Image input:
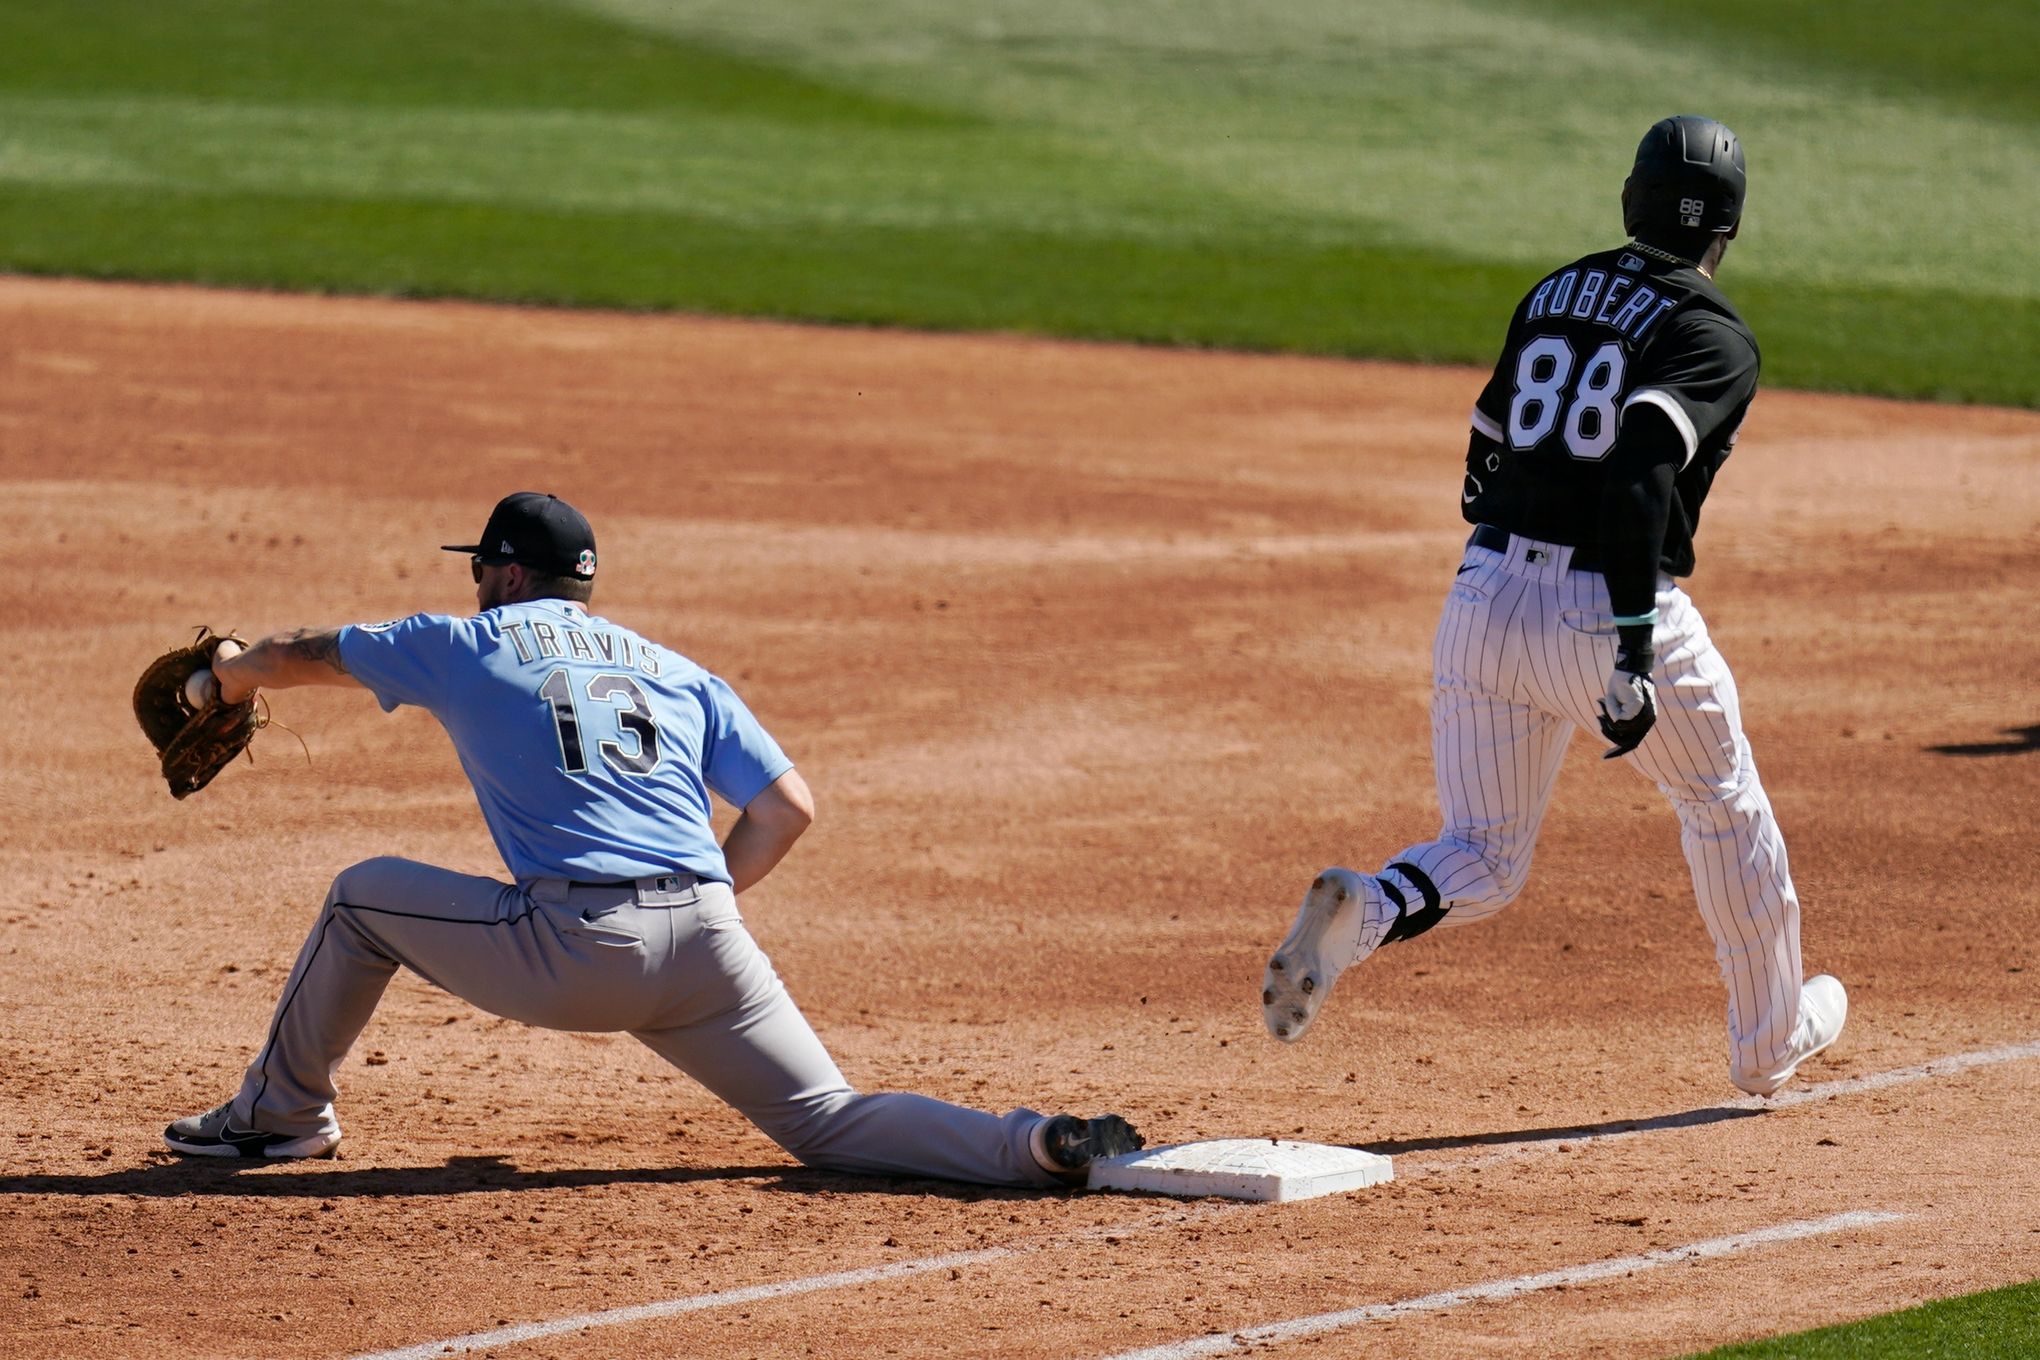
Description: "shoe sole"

(163, 1131), (341, 1160)
(1263, 868), (1366, 1043)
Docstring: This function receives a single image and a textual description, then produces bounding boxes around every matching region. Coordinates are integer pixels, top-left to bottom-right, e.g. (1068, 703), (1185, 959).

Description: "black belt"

(568, 872), (703, 893)
(1468, 525), (1605, 573)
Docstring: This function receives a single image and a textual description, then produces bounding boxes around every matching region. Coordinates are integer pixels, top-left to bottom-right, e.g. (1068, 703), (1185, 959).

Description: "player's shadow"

(0, 1154), (795, 1200)
(1360, 1102), (1764, 1156)
(1925, 722), (2040, 758)
(0, 1155), (1055, 1202)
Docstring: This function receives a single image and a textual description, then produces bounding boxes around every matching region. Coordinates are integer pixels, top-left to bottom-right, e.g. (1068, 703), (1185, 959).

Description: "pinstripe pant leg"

(1618, 587), (1803, 1085)
(1388, 553), (1574, 924)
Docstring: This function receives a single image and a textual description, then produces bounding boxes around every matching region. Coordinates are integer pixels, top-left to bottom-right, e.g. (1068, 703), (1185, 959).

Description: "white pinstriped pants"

(1374, 533), (1803, 1090)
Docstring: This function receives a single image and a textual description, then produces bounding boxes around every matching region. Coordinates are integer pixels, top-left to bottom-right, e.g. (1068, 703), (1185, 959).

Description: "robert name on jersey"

(1522, 251), (1680, 345)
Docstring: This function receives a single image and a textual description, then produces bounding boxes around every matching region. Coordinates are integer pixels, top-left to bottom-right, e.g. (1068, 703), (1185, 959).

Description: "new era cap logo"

(499, 540), (515, 554)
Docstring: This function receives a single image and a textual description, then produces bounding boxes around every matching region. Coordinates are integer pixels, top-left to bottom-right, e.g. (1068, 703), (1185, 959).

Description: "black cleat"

(163, 1101), (341, 1160)
(1035, 1114), (1144, 1183)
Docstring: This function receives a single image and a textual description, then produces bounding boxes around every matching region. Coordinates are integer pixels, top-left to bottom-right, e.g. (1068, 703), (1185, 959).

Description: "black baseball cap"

(441, 492), (597, 580)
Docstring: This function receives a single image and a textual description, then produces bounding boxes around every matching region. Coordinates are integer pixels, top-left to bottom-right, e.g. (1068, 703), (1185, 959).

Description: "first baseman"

(165, 491), (1142, 1183)
(1263, 116), (1847, 1096)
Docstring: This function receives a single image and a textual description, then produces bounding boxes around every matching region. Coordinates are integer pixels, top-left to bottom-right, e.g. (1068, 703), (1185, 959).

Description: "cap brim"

(440, 543), (483, 554)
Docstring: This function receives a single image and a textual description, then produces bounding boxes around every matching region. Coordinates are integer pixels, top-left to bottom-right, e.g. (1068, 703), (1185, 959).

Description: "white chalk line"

(346, 1036), (2038, 1360)
(350, 1248), (1007, 1360)
(1089, 1209), (1906, 1360)
(1761, 1038), (2040, 1109)
(347, 1202), (1233, 1360)
(1402, 1037), (2040, 1179)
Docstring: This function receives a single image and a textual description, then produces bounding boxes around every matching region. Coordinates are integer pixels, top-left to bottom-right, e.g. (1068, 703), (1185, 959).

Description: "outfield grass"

(0, 0), (2032, 404)
(1682, 1278), (2040, 1359)
(1526, 0), (2040, 125)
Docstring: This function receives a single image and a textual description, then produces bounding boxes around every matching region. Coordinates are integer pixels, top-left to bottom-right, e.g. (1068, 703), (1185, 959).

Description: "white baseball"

(187, 640), (242, 707)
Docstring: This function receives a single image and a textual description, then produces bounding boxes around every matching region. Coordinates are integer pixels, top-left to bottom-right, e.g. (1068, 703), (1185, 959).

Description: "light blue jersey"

(337, 599), (791, 884)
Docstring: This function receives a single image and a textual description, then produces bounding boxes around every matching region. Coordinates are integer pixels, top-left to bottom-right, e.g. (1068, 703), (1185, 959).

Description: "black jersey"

(1462, 243), (1760, 577)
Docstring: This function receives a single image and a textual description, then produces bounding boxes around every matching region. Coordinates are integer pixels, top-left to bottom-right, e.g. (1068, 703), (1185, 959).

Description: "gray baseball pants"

(228, 857), (1059, 1187)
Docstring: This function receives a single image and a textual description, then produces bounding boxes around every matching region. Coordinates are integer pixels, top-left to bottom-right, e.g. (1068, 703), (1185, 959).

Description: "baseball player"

(164, 491), (1142, 1185)
(1262, 116), (1847, 1096)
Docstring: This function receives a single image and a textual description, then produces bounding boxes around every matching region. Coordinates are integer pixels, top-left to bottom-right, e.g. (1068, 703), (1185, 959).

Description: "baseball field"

(2, 4), (2037, 1358)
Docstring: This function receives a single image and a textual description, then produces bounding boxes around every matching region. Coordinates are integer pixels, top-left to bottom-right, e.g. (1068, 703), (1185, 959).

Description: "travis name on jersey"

(499, 616), (665, 678)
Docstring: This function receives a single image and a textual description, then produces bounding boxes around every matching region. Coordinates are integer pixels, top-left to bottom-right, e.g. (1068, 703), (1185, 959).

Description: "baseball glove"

(133, 627), (263, 799)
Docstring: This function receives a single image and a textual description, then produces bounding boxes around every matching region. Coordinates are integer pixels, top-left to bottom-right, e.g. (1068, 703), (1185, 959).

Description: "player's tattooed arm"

(279, 628), (349, 674)
(214, 627), (362, 704)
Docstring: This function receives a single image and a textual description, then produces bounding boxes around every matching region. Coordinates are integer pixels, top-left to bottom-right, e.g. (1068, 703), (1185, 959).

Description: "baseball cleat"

(163, 1100), (341, 1160)
(1263, 867), (1383, 1043)
(1732, 975), (1848, 1097)
(1032, 1114), (1145, 1183)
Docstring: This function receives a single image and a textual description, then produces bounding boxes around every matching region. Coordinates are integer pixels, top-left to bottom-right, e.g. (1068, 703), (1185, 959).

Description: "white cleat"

(1733, 974), (1848, 1097)
(1262, 867), (1382, 1043)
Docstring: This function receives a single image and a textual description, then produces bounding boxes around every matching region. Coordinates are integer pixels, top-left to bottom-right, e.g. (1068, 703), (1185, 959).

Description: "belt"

(567, 872), (703, 901)
(1468, 524), (1605, 573)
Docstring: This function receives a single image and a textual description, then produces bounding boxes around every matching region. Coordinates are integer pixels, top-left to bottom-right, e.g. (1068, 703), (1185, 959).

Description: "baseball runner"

(162, 491), (1142, 1184)
(1262, 116), (1847, 1096)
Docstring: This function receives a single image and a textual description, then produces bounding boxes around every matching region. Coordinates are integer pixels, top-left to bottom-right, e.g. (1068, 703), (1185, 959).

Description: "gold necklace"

(1626, 239), (1696, 266)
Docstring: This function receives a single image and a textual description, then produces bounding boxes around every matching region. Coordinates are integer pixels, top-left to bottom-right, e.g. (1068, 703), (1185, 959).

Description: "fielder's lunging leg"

(173, 858), (1115, 1183)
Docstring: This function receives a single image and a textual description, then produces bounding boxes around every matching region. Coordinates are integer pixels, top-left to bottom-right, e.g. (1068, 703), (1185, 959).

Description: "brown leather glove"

(133, 628), (262, 798)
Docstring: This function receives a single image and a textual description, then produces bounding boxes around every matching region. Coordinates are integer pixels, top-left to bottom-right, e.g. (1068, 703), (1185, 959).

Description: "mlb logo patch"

(1618, 253), (1644, 272)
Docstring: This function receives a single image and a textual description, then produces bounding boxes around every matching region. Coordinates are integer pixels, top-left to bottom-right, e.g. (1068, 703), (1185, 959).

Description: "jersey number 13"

(1507, 336), (1626, 462)
(539, 669), (662, 776)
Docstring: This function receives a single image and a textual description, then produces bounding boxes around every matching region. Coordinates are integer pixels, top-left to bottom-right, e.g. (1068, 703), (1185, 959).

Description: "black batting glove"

(1596, 631), (1658, 759)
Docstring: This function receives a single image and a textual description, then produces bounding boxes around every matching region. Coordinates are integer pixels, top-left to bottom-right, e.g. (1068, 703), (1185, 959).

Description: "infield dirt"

(1, 277), (2035, 1359)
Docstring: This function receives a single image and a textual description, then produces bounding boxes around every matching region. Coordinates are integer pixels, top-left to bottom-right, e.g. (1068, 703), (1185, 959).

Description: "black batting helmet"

(1624, 115), (1745, 238)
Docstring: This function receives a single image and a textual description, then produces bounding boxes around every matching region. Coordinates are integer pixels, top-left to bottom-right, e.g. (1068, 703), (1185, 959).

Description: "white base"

(1086, 1138), (1394, 1202)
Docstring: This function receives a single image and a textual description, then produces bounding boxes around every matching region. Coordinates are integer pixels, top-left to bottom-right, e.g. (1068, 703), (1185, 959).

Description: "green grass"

(0, 184), (1526, 362)
(1682, 1278), (2040, 1359)
(1525, 0), (2040, 125)
(0, 0), (966, 124)
(0, 0), (2034, 404)
(9, 184), (2017, 408)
